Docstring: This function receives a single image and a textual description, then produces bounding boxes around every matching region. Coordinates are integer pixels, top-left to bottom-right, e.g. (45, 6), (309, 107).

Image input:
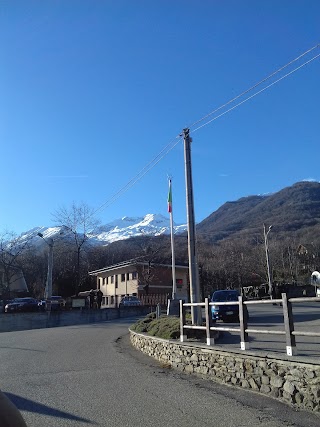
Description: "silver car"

(119, 296), (141, 307)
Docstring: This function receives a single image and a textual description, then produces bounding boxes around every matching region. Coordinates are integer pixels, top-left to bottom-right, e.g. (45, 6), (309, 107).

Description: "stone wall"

(130, 330), (320, 412)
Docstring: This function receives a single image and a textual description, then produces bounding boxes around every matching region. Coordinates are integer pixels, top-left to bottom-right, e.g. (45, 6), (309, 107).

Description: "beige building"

(88, 260), (189, 308)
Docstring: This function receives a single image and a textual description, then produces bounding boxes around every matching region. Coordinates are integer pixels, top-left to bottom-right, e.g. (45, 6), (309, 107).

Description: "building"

(0, 267), (29, 299)
(297, 244), (317, 273)
(88, 260), (189, 308)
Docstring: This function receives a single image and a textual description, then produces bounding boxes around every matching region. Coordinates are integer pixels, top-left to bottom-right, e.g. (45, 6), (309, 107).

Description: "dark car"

(5, 297), (39, 313)
(211, 290), (240, 322)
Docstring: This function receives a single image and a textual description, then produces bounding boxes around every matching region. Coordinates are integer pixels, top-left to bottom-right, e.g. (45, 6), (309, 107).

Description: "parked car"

(38, 296), (66, 311)
(211, 290), (240, 322)
(5, 297), (40, 313)
(119, 296), (141, 307)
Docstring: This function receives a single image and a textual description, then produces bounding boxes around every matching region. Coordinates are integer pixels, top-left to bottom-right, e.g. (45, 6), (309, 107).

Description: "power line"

(92, 44), (320, 217)
(93, 136), (182, 215)
(189, 43), (319, 130)
(192, 51), (320, 133)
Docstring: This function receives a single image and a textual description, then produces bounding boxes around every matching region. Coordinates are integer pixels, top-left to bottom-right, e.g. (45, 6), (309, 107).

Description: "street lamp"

(263, 224), (273, 299)
(37, 233), (54, 300)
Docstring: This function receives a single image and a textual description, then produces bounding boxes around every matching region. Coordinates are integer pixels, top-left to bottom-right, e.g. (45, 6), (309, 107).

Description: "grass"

(131, 311), (207, 340)
(131, 312), (180, 340)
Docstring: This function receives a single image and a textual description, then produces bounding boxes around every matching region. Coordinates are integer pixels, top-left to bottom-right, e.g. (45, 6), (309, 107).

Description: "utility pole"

(183, 128), (201, 325)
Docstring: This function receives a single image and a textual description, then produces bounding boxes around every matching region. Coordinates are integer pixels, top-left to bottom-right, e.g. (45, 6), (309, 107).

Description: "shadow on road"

(66, 318), (139, 330)
(0, 346), (46, 353)
(5, 392), (97, 424)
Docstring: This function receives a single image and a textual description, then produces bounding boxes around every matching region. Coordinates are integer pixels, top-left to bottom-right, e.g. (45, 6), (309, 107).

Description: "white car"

(38, 296), (66, 311)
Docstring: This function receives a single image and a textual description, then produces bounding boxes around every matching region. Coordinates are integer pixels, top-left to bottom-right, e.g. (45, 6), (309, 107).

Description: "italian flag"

(167, 179), (172, 213)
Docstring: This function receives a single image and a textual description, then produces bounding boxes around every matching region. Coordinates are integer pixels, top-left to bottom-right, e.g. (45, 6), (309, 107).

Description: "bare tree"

(52, 202), (100, 295)
(0, 231), (30, 301)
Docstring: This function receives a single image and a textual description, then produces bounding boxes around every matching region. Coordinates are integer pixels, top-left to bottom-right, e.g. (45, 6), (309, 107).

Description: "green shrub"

(131, 315), (180, 339)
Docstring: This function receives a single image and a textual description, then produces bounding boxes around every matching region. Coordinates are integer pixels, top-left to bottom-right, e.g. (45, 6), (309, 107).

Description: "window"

(103, 277), (106, 285)
(132, 271), (137, 280)
(111, 296), (114, 305)
(102, 297), (106, 305)
(121, 274), (125, 282)
(115, 275), (118, 288)
(126, 273), (130, 280)
(111, 275), (114, 284)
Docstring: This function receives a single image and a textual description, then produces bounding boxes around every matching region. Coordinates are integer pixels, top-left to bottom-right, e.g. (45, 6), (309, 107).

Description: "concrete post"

(180, 300), (186, 342)
(205, 297), (215, 346)
(239, 295), (249, 350)
(282, 293), (296, 356)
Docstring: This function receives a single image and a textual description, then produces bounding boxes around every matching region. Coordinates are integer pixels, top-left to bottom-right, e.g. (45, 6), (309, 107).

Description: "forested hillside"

(197, 181), (320, 244)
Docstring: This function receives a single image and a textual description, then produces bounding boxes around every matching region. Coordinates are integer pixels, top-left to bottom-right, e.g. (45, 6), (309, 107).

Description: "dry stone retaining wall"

(130, 330), (320, 412)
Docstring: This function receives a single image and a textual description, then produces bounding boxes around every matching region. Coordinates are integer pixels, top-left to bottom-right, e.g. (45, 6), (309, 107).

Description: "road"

(0, 317), (319, 427)
(212, 301), (320, 358)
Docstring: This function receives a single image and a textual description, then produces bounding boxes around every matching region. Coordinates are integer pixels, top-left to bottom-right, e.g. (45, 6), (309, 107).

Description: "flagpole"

(168, 179), (177, 300)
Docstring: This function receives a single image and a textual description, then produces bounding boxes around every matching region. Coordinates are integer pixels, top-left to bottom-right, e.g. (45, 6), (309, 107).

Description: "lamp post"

(37, 233), (54, 300)
(263, 224), (273, 299)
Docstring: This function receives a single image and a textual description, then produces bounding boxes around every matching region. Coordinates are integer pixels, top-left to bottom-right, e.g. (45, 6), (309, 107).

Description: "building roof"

(88, 259), (189, 275)
(297, 244), (317, 255)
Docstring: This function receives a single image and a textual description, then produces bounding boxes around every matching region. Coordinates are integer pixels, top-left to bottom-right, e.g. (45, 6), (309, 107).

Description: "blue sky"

(1, 1), (320, 234)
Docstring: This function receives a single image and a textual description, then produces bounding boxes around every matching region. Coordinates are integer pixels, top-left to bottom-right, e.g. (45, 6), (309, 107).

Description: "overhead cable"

(93, 136), (182, 215)
(189, 43), (320, 130)
(92, 44), (320, 217)
(192, 51), (320, 133)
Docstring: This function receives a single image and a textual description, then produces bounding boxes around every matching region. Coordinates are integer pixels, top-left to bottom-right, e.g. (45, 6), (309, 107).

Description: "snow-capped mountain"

(23, 214), (187, 246)
(90, 214), (187, 244)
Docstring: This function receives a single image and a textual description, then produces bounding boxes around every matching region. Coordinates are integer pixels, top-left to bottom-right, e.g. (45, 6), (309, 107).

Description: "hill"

(196, 181), (320, 244)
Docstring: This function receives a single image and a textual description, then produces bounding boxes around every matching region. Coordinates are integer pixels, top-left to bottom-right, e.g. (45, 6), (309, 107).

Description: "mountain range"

(21, 181), (320, 248)
(23, 213), (187, 246)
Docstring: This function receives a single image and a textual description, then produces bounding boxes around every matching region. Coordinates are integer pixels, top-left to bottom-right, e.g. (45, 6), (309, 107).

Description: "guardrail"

(179, 294), (320, 356)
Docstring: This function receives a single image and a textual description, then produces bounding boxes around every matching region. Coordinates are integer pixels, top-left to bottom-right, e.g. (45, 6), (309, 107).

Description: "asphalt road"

(211, 301), (320, 358)
(0, 318), (319, 427)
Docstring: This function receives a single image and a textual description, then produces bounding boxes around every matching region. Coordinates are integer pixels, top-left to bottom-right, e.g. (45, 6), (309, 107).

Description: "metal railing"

(179, 294), (320, 356)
